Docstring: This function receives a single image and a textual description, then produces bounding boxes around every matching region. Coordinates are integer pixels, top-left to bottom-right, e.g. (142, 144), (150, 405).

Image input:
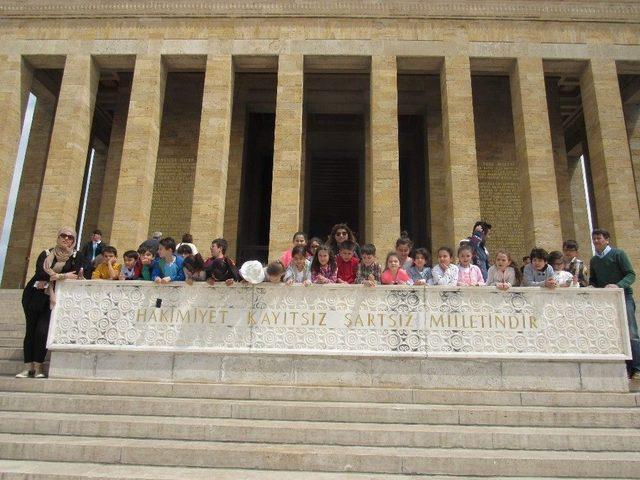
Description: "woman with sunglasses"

(327, 223), (362, 260)
(17, 227), (84, 378)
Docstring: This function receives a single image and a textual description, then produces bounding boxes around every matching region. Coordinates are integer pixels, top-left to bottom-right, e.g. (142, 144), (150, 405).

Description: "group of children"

(88, 223), (587, 289)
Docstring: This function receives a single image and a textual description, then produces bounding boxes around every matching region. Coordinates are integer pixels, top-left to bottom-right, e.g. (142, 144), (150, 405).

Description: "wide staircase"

(0, 290), (639, 479)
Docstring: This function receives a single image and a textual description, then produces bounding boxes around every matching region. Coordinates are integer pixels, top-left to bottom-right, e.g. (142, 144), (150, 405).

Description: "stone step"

(0, 348), (22, 361)
(0, 411), (638, 452)
(0, 460), (604, 480)
(1, 434), (638, 477)
(0, 377), (637, 408)
(0, 338), (23, 347)
(0, 323), (24, 332)
(0, 360), (26, 375)
(0, 330), (26, 338)
(0, 391), (638, 428)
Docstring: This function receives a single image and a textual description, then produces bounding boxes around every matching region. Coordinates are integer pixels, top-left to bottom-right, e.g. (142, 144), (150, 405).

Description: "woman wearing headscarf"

(17, 227), (84, 378)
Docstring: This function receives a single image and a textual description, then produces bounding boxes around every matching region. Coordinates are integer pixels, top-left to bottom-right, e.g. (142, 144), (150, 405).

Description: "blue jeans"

(625, 293), (640, 374)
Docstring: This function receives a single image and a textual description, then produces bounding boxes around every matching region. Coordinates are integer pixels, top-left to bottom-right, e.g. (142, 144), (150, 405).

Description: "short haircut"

(176, 244), (193, 256)
(291, 245), (307, 257)
(413, 247), (431, 265)
(562, 239), (579, 250)
(159, 237), (176, 252)
(547, 250), (564, 265)
(438, 246), (454, 258)
(361, 243), (376, 256)
(102, 245), (117, 256)
(457, 244), (473, 255)
(212, 238), (228, 254)
(529, 247), (548, 261)
(137, 246), (157, 256)
(266, 260), (285, 277)
(339, 239), (355, 251)
(181, 233), (193, 243)
(522, 256), (530, 262)
(92, 229), (102, 236)
(592, 228), (610, 239)
(123, 250), (139, 260)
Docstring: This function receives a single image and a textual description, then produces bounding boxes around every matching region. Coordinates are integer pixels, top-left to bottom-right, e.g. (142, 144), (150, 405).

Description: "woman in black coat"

(17, 227), (84, 378)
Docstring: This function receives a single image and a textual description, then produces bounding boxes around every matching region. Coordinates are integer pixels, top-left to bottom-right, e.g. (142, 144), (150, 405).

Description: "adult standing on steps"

(17, 227), (85, 379)
(589, 228), (640, 380)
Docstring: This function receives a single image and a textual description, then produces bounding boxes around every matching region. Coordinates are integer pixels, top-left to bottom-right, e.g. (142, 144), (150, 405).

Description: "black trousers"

(22, 291), (51, 364)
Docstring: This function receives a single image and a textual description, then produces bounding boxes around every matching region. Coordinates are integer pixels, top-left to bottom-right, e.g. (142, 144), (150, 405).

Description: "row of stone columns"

(0, 54), (638, 280)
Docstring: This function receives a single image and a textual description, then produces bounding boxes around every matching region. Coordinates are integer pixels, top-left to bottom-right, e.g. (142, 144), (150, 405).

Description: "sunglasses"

(59, 233), (75, 241)
(336, 231), (348, 237)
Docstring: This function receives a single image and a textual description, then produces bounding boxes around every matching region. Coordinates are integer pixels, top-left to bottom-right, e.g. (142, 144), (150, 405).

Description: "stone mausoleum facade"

(0, 0), (640, 286)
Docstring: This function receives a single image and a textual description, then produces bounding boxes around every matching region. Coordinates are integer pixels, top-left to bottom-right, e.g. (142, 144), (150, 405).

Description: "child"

(522, 248), (554, 287)
(119, 250), (139, 280)
(284, 245), (312, 285)
(431, 247), (459, 286)
(152, 237), (185, 284)
(183, 253), (206, 284)
(205, 238), (240, 285)
(91, 246), (121, 280)
(548, 250), (579, 288)
(307, 237), (322, 259)
(279, 232), (308, 268)
(406, 247), (432, 285)
(395, 233), (414, 270)
(311, 245), (337, 284)
(137, 246), (156, 281)
(457, 244), (485, 286)
(381, 252), (412, 285)
(336, 240), (359, 284)
(487, 250), (520, 290)
(562, 239), (588, 287)
(265, 261), (286, 283)
(356, 243), (382, 287)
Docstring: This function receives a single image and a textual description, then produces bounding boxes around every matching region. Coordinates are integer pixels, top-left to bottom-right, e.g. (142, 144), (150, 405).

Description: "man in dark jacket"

(79, 229), (103, 278)
(469, 221), (491, 281)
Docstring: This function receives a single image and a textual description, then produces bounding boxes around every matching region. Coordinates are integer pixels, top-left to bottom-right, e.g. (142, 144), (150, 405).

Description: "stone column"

(369, 55), (401, 250)
(580, 59), (640, 263)
(190, 55), (234, 254)
(623, 101), (640, 212)
(223, 85), (246, 260)
(109, 55), (166, 252)
(97, 76), (131, 244)
(546, 77), (576, 242)
(510, 58), (563, 249)
(28, 55), (99, 275)
(267, 54), (304, 260)
(426, 84), (445, 255)
(1, 79), (56, 288)
(440, 56), (481, 245)
(0, 55), (32, 233)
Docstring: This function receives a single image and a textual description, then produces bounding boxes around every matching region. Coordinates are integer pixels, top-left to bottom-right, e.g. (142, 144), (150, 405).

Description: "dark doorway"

(305, 113), (365, 241)
(399, 114), (429, 250)
(237, 112), (275, 265)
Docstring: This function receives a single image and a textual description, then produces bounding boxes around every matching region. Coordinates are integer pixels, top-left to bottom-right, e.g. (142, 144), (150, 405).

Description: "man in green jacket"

(589, 228), (640, 379)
